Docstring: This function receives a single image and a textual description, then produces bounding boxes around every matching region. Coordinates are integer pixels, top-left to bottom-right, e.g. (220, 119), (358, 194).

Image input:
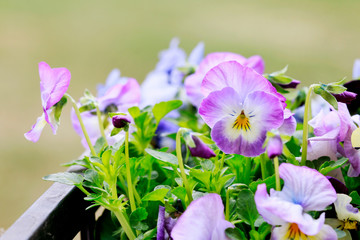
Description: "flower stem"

(301, 85), (314, 166)
(225, 188), (230, 221)
(243, 157), (252, 185)
(176, 130), (193, 204)
(274, 156), (280, 191)
(125, 130), (136, 212)
(112, 208), (136, 240)
(65, 93), (96, 156)
(260, 154), (268, 180)
(96, 105), (108, 146)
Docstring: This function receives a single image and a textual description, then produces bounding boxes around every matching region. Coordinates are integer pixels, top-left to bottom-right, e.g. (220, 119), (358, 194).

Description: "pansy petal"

(271, 222), (337, 240)
(255, 184), (325, 236)
(353, 59), (360, 80)
(39, 62), (71, 110)
(24, 113), (48, 142)
(157, 206), (166, 240)
(277, 163), (337, 211)
(171, 193), (233, 240)
(344, 129), (360, 175)
(184, 72), (205, 107)
(188, 42), (204, 66)
(307, 137), (338, 161)
(246, 55), (265, 74)
(201, 61), (273, 102)
(278, 110), (296, 136)
(334, 194), (360, 222)
(199, 87), (242, 128)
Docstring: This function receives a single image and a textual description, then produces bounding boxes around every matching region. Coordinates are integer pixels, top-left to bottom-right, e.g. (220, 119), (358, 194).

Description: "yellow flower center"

(344, 219), (358, 230)
(283, 223), (316, 240)
(233, 110), (250, 131)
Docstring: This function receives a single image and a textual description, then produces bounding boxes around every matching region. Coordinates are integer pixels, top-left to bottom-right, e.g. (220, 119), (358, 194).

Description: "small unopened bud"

(332, 91), (357, 104)
(188, 135), (216, 159)
(278, 79), (301, 89)
(267, 135), (283, 159)
(112, 115), (131, 129)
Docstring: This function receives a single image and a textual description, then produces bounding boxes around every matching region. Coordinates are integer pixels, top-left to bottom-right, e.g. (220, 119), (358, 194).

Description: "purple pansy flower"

(188, 134), (216, 159)
(72, 77), (140, 148)
(97, 69), (128, 97)
(141, 38), (204, 107)
(199, 61), (285, 157)
(185, 52), (265, 107)
(170, 193), (234, 240)
(157, 206), (177, 240)
(25, 62), (71, 142)
(255, 163), (337, 239)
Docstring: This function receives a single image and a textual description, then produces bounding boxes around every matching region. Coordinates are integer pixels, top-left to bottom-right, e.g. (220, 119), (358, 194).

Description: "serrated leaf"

(84, 169), (102, 185)
(152, 100), (182, 124)
(94, 137), (106, 154)
(200, 159), (215, 171)
(236, 189), (259, 226)
(319, 158), (348, 175)
(130, 207), (149, 231)
(142, 188), (170, 203)
(145, 148), (178, 165)
(43, 172), (84, 186)
(313, 85), (338, 110)
(249, 175), (276, 193)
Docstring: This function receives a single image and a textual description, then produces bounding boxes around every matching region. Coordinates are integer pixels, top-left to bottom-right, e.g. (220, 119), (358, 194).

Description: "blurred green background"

(0, 0), (359, 229)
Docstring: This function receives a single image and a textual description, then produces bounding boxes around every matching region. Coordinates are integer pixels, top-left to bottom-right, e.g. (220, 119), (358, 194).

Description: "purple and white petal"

(97, 69), (128, 97)
(255, 184), (325, 236)
(334, 194), (360, 222)
(171, 194), (233, 240)
(245, 55), (265, 74)
(188, 135), (216, 159)
(344, 128), (360, 175)
(278, 109), (296, 136)
(276, 163), (337, 212)
(157, 206), (166, 240)
(271, 222), (337, 240)
(307, 137), (338, 161)
(24, 113), (48, 142)
(199, 87), (242, 128)
(267, 135), (283, 158)
(188, 42), (204, 66)
(39, 62), (71, 110)
(156, 38), (186, 73)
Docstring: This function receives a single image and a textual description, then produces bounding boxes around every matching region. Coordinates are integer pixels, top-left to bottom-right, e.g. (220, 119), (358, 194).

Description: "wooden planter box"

(0, 166), (96, 240)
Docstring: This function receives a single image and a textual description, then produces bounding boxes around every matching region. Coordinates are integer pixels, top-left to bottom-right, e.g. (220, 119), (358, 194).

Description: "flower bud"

(188, 135), (216, 159)
(278, 79), (300, 89)
(112, 115), (131, 129)
(267, 135), (283, 159)
(331, 91), (357, 104)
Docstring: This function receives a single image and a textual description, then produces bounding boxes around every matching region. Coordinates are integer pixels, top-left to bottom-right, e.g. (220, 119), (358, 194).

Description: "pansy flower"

(185, 52), (265, 107)
(72, 77), (140, 147)
(25, 62), (71, 142)
(326, 194), (360, 239)
(255, 163), (337, 239)
(199, 61), (285, 156)
(96, 69), (128, 97)
(170, 193), (234, 240)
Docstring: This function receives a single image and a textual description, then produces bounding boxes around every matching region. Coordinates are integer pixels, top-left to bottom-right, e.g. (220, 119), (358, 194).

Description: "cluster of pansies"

(25, 39), (360, 240)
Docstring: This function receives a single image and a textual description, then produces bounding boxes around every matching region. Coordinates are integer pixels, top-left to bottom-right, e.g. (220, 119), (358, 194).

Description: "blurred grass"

(0, 0), (359, 229)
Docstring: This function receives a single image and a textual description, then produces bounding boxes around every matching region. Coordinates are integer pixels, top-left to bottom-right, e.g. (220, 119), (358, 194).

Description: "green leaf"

(319, 158), (348, 175)
(152, 100), (182, 124)
(349, 191), (360, 205)
(249, 175), (276, 193)
(325, 84), (347, 94)
(79, 102), (96, 113)
(236, 189), (259, 226)
(171, 186), (187, 203)
(94, 137), (106, 154)
(142, 188), (170, 203)
(128, 106), (141, 119)
(53, 96), (67, 126)
(84, 169), (102, 184)
(145, 148), (178, 165)
(179, 128), (195, 148)
(200, 159), (215, 171)
(130, 207), (149, 231)
(313, 85), (338, 110)
(110, 127), (122, 136)
(190, 169), (211, 189)
(43, 172), (84, 186)
(225, 227), (246, 240)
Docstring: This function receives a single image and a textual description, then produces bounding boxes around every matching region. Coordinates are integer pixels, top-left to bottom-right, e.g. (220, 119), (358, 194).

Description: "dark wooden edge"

(1, 166), (97, 240)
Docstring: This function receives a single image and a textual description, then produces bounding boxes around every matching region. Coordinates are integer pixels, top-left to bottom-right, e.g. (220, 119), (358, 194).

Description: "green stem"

(112, 208), (136, 240)
(274, 156), (281, 191)
(219, 152), (225, 171)
(125, 130), (136, 212)
(260, 154), (268, 180)
(96, 105), (108, 146)
(301, 85), (314, 166)
(77, 184), (90, 196)
(176, 130), (193, 204)
(243, 157), (252, 185)
(118, 173), (129, 196)
(65, 93), (96, 156)
(225, 188), (230, 221)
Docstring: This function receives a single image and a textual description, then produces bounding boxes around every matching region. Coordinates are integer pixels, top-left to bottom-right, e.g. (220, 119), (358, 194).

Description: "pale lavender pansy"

(278, 109), (297, 136)
(72, 78), (140, 148)
(255, 163), (337, 239)
(170, 193), (234, 240)
(25, 62), (71, 142)
(141, 39), (204, 107)
(184, 52), (265, 107)
(97, 69), (128, 98)
(199, 61), (284, 156)
(326, 194), (360, 240)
